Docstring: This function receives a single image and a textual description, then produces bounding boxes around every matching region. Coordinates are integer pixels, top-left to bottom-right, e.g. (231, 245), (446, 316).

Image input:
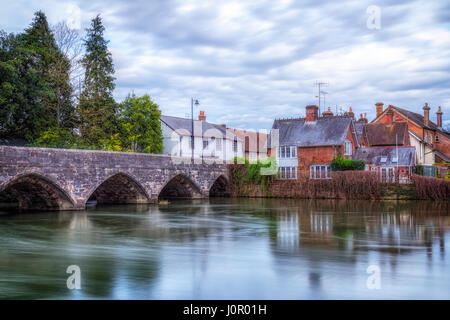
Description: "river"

(0, 198), (449, 299)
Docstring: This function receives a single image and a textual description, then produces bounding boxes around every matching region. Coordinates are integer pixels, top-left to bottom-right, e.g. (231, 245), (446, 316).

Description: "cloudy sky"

(1, 0), (449, 130)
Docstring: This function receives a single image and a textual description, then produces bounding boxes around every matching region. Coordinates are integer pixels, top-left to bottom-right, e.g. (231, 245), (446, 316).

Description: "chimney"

(198, 110), (206, 121)
(423, 103), (430, 126)
(347, 107), (354, 118)
(436, 106), (443, 128)
(358, 113), (368, 123)
(375, 102), (384, 117)
(322, 107), (334, 118)
(386, 109), (394, 125)
(305, 105), (319, 122)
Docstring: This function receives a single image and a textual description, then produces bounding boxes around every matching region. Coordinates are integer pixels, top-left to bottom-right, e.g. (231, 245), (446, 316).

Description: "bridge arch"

(86, 172), (150, 206)
(158, 174), (204, 199)
(209, 174), (231, 197)
(0, 173), (75, 210)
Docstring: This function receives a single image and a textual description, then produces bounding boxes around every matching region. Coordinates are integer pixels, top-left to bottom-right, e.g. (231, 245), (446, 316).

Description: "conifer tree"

(79, 14), (117, 147)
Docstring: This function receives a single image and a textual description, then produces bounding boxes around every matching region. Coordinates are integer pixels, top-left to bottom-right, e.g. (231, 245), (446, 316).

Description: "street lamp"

(191, 98), (199, 163)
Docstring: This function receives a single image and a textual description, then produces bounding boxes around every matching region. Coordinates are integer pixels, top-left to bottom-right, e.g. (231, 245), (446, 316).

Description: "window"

(278, 146), (297, 158)
(233, 138), (238, 153)
(344, 140), (352, 155)
(380, 157), (387, 163)
(392, 157), (398, 163)
(310, 165), (331, 179)
(190, 136), (194, 149)
(435, 135), (439, 143)
(203, 139), (208, 149)
(180, 136), (183, 156)
(424, 133), (428, 143)
(277, 166), (297, 180)
(216, 138), (222, 151)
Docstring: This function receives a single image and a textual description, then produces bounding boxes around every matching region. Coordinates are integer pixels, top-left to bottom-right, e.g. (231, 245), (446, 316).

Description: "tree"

(78, 15), (117, 147)
(0, 31), (22, 138)
(0, 11), (75, 140)
(118, 94), (163, 153)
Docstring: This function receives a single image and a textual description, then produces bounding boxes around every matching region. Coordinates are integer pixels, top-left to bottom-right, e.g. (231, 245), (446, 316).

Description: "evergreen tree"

(79, 15), (117, 147)
(0, 11), (75, 140)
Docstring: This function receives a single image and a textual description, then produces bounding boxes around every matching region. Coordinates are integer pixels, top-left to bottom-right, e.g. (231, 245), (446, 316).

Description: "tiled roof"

(353, 146), (416, 166)
(161, 115), (241, 140)
(390, 106), (450, 138)
(268, 116), (353, 147)
(363, 122), (409, 146)
(354, 122), (365, 145)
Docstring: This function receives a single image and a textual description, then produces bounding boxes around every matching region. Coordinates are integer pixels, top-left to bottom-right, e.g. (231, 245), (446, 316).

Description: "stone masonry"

(0, 146), (229, 210)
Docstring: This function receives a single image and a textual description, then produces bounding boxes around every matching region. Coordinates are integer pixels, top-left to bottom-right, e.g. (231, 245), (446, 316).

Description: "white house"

(160, 112), (243, 162)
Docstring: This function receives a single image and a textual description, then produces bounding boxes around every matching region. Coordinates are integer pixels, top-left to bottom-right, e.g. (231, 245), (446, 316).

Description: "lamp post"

(191, 98), (199, 163)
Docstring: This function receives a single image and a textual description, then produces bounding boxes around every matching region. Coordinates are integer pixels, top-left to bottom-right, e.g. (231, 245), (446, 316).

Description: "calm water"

(0, 198), (449, 299)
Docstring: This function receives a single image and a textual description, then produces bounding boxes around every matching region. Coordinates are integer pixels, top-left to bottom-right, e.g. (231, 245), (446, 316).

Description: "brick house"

(268, 105), (358, 180)
(353, 147), (416, 183)
(371, 102), (450, 166)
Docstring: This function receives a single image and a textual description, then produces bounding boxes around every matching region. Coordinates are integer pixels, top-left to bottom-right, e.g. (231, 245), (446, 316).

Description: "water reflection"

(0, 199), (449, 299)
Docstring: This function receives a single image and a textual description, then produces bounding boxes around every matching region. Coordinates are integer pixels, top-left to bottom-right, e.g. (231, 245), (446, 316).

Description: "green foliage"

(78, 14), (117, 147)
(99, 133), (122, 152)
(0, 11), (75, 140)
(118, 94), (163, 153)
(331, 156), (365, 171)
(231, 157), (277, 185)
(30, 127), (76, 148)
(1, 11), (163, 155)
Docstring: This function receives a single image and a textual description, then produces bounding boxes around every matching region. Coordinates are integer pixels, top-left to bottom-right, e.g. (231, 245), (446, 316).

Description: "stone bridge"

(0, 146), (230, 210)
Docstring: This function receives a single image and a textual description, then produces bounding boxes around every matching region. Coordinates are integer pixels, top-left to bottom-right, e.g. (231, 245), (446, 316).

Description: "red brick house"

(353, 147), (416, 183)
(268, 105), (358, 180)
(371, 102), (450, 165)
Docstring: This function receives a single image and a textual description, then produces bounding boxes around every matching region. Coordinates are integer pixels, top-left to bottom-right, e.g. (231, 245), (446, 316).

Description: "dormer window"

(392, 157), (398, 163)
(344, 140), (352, 155)
(381, 157), (387, 163)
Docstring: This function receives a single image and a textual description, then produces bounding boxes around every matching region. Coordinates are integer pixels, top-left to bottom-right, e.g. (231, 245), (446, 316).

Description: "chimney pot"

(322, 107), (334, 118)
(198, 110), (206, 121)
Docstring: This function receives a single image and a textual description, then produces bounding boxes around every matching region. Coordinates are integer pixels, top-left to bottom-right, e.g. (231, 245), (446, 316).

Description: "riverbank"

(229, 166), (450, 201)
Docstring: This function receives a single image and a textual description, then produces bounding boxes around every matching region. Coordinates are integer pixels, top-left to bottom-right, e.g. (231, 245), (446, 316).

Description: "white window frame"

(233, 138), (238, 153)
(216, 138), (222, 151)
(310, 164), (331, 179)
(344, 140), (352, 155)
(277, 166), (298, 180)
(278, 146), (297, 159)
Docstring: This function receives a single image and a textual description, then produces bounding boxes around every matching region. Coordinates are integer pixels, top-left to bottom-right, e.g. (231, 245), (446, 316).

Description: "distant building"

(371, 102), (450, 166)
(353, 146), (416, 183)
(360, 122), (410, 147)
(226, 128), (268, 162)
(160, 111), (243, 162)
(268, 105), (358, 180)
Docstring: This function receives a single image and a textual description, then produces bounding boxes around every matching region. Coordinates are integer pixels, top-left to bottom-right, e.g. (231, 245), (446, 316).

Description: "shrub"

(30, 127), (77, 149)
(331, 157), (365, 171)
(412, 175), (450, 201)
